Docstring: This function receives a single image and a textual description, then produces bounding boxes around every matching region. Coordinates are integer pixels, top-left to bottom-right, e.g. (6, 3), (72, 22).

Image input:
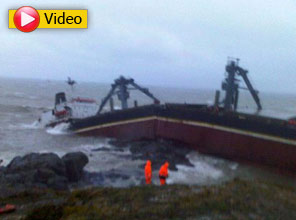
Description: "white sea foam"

(36, 150), (62, 157)
(46, 123), (70, 135)
(20, 121), (41, 129)
(9, 121), (41, 130)
(167, 152), (224, 185)
(229, 163), (239, 170)
(75, 144), (110, 153)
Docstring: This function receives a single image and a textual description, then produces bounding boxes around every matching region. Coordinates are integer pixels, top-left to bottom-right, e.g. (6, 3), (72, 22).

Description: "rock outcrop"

(0, 152), (88, 191)
(110, 139), (194, 171)
(62, 152), (89, 182)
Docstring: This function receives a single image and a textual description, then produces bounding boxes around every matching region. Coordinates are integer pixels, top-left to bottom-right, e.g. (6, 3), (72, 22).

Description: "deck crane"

(97, 76), (160, 114)
(220, 58), (262, 111)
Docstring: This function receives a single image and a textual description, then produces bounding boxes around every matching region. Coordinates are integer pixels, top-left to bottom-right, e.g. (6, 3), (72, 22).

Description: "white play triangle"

(21, 12), (35, 27)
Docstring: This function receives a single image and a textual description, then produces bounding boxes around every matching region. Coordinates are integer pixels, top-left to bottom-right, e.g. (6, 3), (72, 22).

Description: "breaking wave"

(46, 123), (70, 135)
(74, 144), (110, 154)
(19, 121), (41, 129)
(167, 152), (224, 185)
(9, 121), (41, 130)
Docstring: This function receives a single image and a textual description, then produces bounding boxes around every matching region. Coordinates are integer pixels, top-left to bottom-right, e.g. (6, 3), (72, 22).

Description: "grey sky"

(1, 0), (296, 93)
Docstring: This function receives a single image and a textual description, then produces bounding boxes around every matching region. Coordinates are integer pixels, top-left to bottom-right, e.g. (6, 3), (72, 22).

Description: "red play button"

(13, 6), (40, 33)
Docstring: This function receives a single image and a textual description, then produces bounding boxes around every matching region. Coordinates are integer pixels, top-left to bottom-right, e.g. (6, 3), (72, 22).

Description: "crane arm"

(129, 80), (160, 104)
(237, 67), (262, 110)
(97, 84), (117, 114)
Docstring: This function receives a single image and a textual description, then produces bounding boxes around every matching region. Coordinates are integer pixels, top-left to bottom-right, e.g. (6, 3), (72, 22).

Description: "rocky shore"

(0, 139), (195, 194)
(1, 145), (296, 219)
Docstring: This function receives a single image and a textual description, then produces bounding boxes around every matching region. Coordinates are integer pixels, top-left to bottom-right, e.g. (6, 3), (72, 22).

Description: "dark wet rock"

(62, 152), (89, 182)
(122, 139), (194, 171)
(108, 139), (194, 171)
(0, 152), (89, 191)
(108, 139), (130, 148)
(91, 147), (111, 152)
(6, 153), (66, 176)
(91, 146), (125, 152)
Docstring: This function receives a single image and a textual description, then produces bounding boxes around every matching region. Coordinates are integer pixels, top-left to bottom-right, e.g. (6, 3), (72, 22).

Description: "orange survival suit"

(159, 162), (169, 185)
(145, 160), (152, 184)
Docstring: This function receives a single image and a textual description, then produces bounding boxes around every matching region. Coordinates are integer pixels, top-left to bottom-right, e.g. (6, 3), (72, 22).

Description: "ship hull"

(70, 104), (296, 172)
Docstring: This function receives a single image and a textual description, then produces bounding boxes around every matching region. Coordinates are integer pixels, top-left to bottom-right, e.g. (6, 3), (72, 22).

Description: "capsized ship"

(41, 59), (296, 172)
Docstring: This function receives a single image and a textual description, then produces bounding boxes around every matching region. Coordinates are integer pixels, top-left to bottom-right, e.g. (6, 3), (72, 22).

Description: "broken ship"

(40, 59), (296, 172)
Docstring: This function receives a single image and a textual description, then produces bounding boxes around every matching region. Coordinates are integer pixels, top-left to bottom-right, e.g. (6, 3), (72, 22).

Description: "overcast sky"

(1, 0), (296, 93)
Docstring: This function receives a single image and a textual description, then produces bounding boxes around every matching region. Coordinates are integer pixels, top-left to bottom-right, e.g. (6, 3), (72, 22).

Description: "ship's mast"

(220, 58), (262, 111)
(66, 77), (76, 91)
(97, 76), (160, 114)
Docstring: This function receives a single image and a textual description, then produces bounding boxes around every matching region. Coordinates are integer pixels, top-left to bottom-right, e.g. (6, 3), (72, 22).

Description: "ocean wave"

(20, 121), (41, 129)
(74, 144), (110, 154)
(0, 103), (48, 113)
(12, 92), (25, 98)
(46, 123), (70, 135)
(21, 105), (51, 112)
(2, 92), (38, 100)
(73, 143), (130, 156)
(9, 121), (41, 130)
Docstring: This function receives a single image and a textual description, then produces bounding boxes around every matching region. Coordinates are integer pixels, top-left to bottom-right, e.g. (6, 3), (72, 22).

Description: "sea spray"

(46, 123), (70, 135)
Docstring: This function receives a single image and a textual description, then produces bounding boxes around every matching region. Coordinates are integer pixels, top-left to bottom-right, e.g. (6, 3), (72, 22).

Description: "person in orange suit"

(159, 161), (169, 185)
(145, 160), (152, 184)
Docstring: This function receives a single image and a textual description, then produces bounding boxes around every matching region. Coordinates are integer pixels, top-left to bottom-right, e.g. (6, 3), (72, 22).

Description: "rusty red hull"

(157, 120), (296, 171)
(71, 104), (296, 172)
(79, 119), (157, 140)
